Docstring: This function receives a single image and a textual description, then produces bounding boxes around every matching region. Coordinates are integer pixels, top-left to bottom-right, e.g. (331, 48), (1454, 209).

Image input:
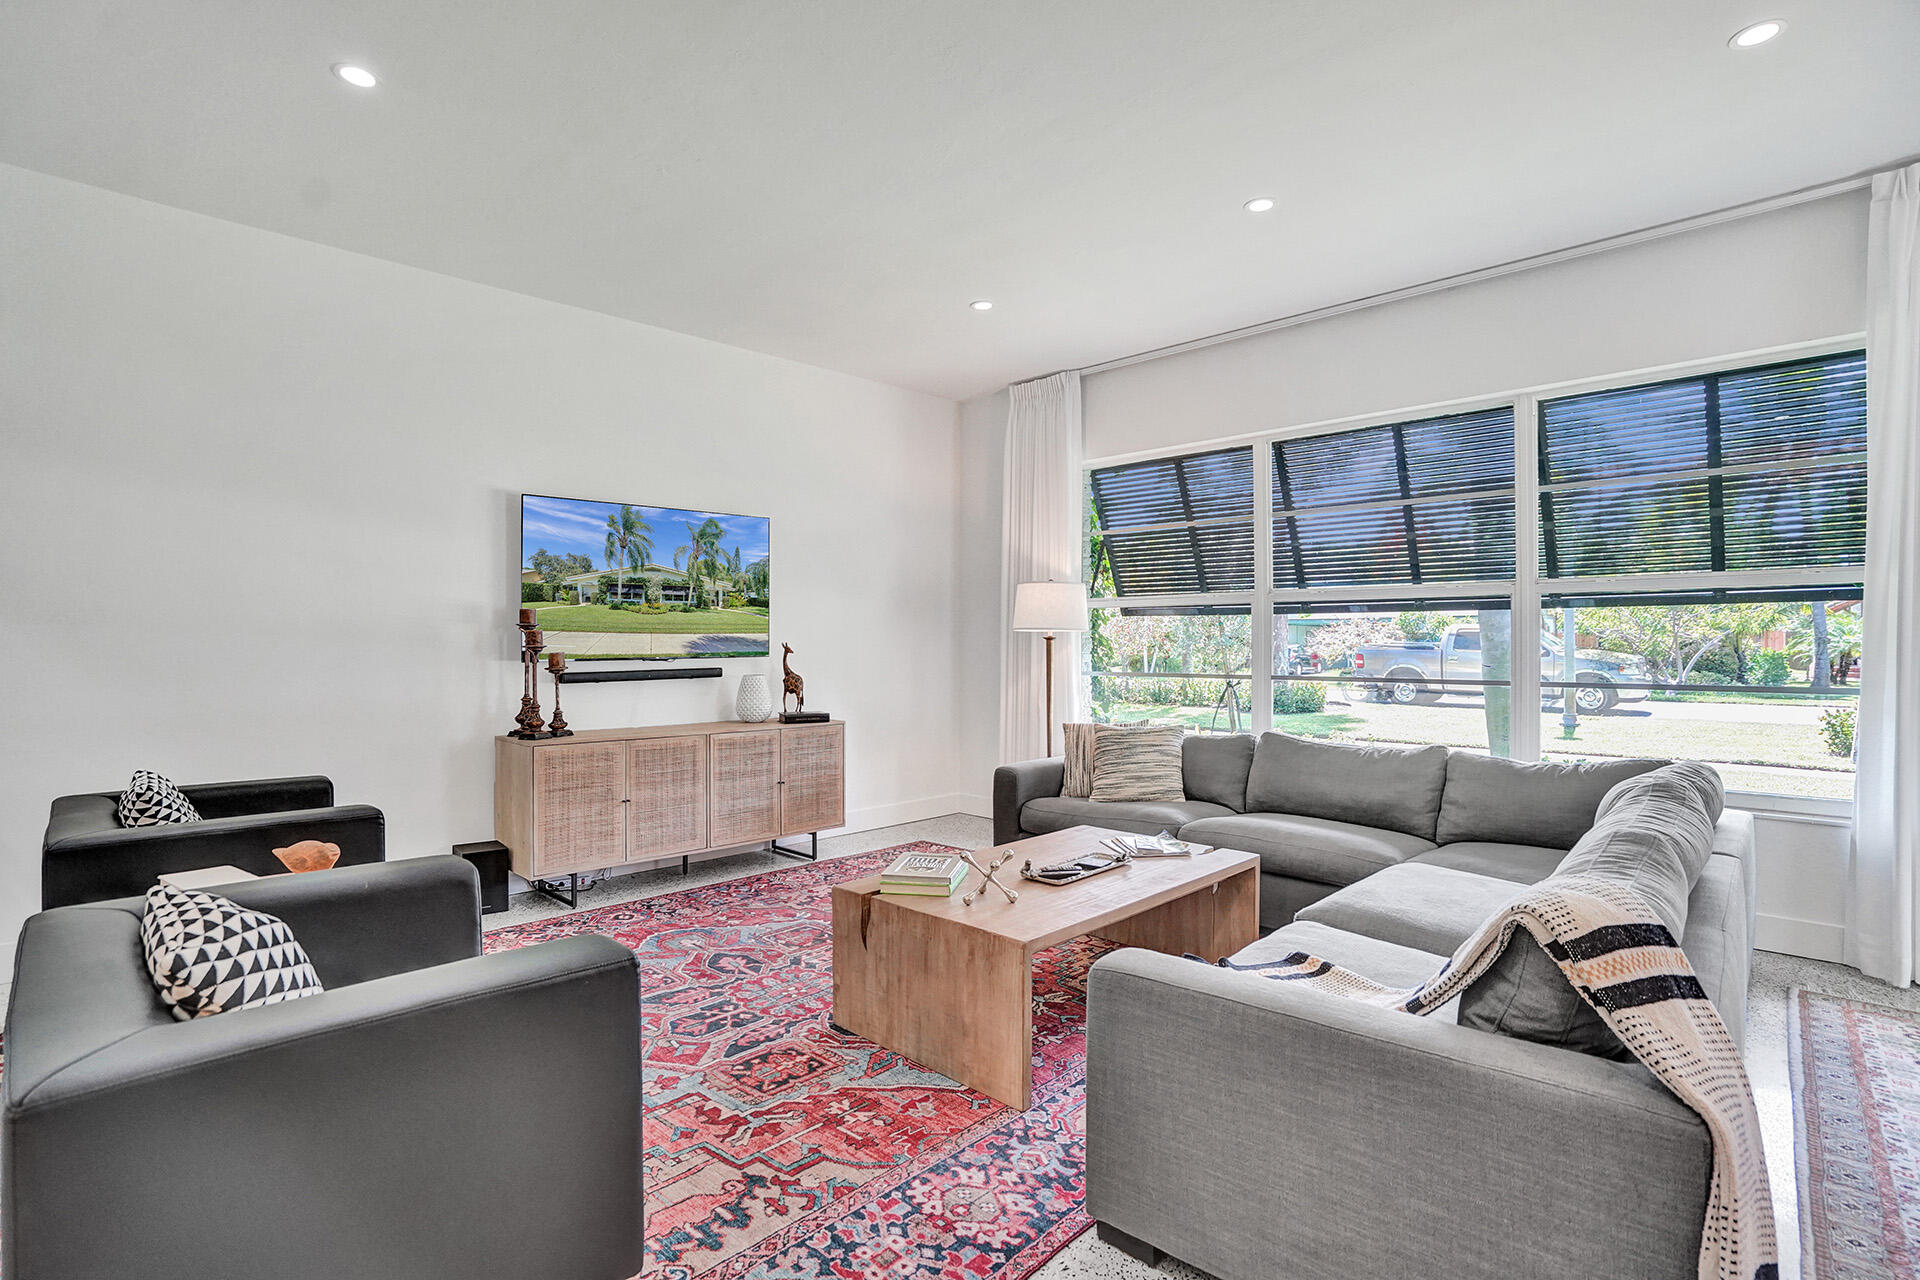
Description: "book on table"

(880, 851), (968, 897)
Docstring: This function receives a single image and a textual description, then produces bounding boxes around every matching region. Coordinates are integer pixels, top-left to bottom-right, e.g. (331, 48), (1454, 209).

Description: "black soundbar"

(556, 666), (723, 684)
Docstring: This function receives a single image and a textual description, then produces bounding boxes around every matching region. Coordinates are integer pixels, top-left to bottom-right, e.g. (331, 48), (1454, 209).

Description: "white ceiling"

(4, 2), (1917, 401)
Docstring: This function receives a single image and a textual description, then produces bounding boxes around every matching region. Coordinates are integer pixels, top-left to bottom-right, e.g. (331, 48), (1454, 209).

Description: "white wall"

(955, 192), (1871, 960)
(954, 388), (1010, 811)
(0, 163), (965, 979)
(1083, 191), (1869, 461)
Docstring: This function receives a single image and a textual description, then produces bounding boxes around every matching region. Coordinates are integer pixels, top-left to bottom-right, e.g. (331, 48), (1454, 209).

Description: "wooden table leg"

(1096, 865), (1259, 962)
(832, 885), (1036, 1109)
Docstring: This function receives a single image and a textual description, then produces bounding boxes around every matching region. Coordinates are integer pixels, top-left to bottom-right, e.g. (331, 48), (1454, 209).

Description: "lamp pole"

(1043, 630), (1056, 756)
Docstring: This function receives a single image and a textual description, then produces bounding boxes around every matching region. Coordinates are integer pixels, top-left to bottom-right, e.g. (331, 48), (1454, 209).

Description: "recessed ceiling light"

(1244, 197), (1276, 213)
(1729, 20), (1784, 48)
(332, 63), (378, 88)
(969, 300), (994, 311)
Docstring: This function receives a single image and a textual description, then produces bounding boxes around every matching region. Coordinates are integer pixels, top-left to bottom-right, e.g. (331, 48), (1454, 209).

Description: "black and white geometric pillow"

(140, 884), (325, 1021)
(117, 769), (201, 827)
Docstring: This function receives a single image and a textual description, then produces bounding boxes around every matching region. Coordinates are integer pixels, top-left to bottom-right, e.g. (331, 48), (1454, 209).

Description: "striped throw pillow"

(1089, 725), (1187, 803)
(1062, 723), (1097, 797)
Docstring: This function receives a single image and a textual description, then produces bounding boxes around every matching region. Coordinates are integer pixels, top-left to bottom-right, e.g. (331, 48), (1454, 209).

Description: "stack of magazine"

(879, 851), (968, 897)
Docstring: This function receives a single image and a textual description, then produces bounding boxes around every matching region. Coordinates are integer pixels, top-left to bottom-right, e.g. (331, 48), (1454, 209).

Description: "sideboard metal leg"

(529, 874), (579, 910)
(681, 855), (689, 875)
(769, 832), (819, 862)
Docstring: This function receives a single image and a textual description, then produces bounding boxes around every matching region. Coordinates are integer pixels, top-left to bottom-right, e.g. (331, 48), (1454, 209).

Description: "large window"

(1084, 348), (1868, 802)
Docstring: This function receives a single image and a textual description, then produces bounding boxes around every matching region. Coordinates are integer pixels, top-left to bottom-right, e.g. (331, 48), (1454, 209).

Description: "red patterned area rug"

(1789, 987), (1920, 1279)
(485, 842), (1106, 1280)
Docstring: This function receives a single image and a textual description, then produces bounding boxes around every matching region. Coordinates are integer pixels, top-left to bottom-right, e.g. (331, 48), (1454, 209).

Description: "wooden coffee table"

(830, 825), (1258, 1109)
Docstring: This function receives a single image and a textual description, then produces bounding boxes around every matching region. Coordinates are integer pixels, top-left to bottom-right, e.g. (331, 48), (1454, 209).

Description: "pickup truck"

(1352, 624), (1650, 713)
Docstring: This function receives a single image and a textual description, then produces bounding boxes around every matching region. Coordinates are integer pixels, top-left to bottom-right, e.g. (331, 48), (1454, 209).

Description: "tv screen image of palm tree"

(521, 495), (770, 658)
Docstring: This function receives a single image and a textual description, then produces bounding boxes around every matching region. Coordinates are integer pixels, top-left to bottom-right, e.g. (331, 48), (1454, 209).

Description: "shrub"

(1273, 681), (1327, 715)
(725, 592), (747, 609)
(520, 582), (550, 603)
(643, 576), (664, 606)
(1820, 706), (1856, 758)
(1748, 650), (1791, 686)
(641, 601), (668, 615)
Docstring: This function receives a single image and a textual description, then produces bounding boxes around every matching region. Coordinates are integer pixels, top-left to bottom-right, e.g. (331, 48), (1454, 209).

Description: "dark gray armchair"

(41, 774), (385, 909)
(3, 856), (645, 1280)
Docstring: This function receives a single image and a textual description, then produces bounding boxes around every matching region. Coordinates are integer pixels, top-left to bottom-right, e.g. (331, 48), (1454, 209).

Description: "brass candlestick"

(547, 652), (572, 737)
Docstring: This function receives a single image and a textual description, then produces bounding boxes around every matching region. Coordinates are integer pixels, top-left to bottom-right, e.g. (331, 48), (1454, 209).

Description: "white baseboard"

(1756, 912), (1846, 963)
(842, 792), (987, 833)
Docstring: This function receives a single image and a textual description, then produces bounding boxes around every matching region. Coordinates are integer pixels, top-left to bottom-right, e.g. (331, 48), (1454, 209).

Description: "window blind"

(1539, 351), (1867, 579)
(1088, 446), (1256, 596)
(1271, 406), (1515, 589)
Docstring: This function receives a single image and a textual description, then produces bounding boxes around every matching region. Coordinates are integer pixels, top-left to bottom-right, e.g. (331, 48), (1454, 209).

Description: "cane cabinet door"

(532, 742), (627, 874)
(779, 723), (845, 835)
(708, 730), (781, 846)
(626, 735), (709, 858)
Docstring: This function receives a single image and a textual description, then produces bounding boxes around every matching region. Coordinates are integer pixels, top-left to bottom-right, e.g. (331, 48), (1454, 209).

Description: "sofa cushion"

(1234, 921), (1455, 1020)
(1089, 725), (1186, 803)
(1182, 733), (1256, 812)
(1244, 733), (1449, 841)
(1556, 761), (1724, 933)
(1435, 753), (1668, 850)
(1020, 795), (1231, 838)
(1296, 863), (1521, 957)
(1457, 762), (1726, 1059)
(1178, 813), (1433, 887)
(1407, 842), (1566, 884)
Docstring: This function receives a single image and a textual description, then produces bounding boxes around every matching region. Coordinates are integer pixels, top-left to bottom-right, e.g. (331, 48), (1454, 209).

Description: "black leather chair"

(2, 857), (646, 1280)
(41, 775), (385, 909)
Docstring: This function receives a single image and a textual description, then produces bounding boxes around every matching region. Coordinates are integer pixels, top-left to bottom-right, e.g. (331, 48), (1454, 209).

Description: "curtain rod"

(1049, 169), (1880, 384)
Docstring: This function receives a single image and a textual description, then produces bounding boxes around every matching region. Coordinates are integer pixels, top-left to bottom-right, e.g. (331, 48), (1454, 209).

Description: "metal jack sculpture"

(960, 849), (1019, 906)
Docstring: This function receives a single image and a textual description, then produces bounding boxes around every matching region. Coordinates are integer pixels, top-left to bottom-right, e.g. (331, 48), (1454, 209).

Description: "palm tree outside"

(604, 504), (654, 605)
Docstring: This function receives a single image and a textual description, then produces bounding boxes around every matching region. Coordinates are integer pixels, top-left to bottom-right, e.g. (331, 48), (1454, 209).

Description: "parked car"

(1281, 644), (1323, 676)
(1353, 625), (1650, 713)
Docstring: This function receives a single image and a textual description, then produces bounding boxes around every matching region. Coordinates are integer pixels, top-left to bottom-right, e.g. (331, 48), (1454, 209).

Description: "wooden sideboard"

(495, 720), (845, 894)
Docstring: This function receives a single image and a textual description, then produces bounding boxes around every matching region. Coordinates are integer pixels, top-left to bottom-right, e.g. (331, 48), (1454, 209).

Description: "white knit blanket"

(1223, 874), (1776, 1280)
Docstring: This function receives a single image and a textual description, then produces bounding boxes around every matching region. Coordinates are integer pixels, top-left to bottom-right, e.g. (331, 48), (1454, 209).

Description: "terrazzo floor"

(487, 813), (1920, 1280)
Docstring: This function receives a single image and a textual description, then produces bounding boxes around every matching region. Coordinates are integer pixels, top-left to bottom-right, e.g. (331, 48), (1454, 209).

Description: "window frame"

(1082, 336), (1867, 813)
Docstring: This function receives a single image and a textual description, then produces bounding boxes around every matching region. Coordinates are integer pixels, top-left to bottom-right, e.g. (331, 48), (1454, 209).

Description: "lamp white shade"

(1011, 580), (1088, 633)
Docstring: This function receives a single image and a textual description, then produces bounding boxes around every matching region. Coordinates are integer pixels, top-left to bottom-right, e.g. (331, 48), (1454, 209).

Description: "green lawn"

(532, 603), (770, 635)
(1098, 697), (1854, 799)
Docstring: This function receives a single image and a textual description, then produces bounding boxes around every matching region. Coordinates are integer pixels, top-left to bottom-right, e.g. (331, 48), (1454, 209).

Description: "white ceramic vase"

(736, 674), (773, 723)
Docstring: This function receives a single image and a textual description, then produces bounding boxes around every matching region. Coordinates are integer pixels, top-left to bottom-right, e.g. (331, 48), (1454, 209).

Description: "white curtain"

(1000, 371), (1086, 762)
(1845, 162), (1920, 986)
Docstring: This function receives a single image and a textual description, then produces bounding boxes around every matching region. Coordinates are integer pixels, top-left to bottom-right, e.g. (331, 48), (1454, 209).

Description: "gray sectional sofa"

(994, 732), (1758, 1279)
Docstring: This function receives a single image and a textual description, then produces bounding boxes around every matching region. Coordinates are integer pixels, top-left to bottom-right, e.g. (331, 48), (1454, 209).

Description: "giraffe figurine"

(781, 643), (805, 715)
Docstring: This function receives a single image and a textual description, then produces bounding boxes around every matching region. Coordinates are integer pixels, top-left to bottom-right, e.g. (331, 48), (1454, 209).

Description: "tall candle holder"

(510, 612), (549, 739)
(546, 651), (572, 737)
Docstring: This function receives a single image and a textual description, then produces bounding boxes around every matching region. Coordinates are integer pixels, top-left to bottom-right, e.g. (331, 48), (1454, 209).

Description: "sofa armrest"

(41, 804), (386, 909)
(4, 936), (643, 1280)
(992, 758), (1065, 844)
(178, 774), (336, 818)
(1085, 948), (1710, 1280)
(216, 856), (481, 987)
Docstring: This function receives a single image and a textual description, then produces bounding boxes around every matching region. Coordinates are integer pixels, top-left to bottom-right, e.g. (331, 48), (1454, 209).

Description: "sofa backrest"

(1434, 752), (1670, 850)
(1244, 733), (1449, 841)
(1182, 734), (1256, 811)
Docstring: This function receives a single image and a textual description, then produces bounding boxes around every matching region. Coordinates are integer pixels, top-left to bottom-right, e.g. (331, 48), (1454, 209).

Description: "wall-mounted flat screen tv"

(521, 494), (770, 660)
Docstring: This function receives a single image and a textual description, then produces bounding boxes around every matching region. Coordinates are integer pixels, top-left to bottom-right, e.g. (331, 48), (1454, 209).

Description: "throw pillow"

(1089, 725), (1187, 803)
(1061, 723), (1098, 798)
(117, 769), (201, 827)
(140, 883), (325, 1021)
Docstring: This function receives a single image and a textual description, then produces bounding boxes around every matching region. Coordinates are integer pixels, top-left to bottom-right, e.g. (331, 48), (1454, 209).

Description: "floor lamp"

(1012, 581), (1089, 757)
